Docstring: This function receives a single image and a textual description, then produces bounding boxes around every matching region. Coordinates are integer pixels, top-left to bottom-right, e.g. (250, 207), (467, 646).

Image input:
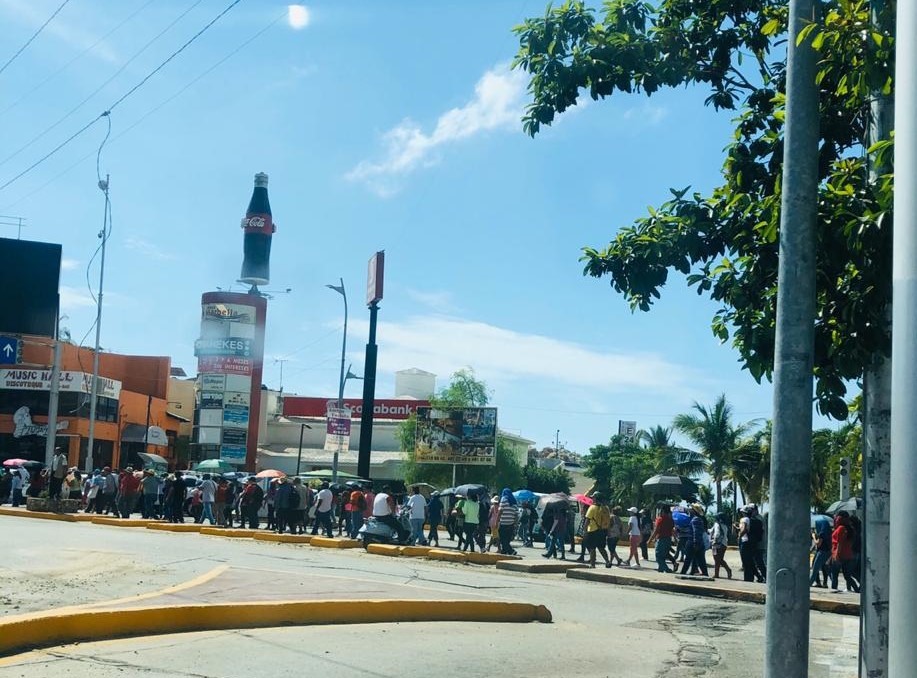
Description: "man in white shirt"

(49, 447), (68, 500)
(405, 486), (428, 545)
(199, 474), (217, 525)
(373, 485), (407, 542)
(311, 482), (334, 537)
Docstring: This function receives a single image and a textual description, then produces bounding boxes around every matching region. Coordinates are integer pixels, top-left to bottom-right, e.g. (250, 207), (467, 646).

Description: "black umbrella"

(642, 474), (698, 496)
(438, 487), (456, 497)
(826, 497), (862, 515)
(454, 483), (487, 498)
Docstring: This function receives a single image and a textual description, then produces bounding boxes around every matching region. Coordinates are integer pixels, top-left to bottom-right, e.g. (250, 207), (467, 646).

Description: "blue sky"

(0, 0), (795, 454)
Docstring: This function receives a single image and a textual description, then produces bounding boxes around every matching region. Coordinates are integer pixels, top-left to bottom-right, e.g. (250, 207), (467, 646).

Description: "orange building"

(0, 335), (180, 471)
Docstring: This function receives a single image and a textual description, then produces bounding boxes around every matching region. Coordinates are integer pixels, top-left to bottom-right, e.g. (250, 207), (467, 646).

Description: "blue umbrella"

(513, 489), (537, 503)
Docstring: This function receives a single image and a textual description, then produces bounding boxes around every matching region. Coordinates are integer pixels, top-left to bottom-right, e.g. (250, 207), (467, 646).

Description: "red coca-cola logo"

(241, 214), (273, 234)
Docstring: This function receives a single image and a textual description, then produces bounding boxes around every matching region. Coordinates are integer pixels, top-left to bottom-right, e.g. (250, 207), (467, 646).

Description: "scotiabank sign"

(283, 397), (429, 420)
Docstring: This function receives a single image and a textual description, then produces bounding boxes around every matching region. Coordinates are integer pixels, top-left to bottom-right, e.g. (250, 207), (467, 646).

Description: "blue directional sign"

(0, 336), (19, 365)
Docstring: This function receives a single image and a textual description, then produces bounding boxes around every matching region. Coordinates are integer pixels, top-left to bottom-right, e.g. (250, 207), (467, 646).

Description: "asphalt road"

(0, 515), (858, 677)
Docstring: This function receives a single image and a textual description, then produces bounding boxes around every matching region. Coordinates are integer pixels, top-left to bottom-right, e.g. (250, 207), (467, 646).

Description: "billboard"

(194, 291), (266, 468)
(0, 238), (61, 337)
(414, 407), (497, 465)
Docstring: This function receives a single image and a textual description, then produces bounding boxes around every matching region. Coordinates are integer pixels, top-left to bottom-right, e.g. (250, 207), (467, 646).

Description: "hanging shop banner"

(323, 403), (352, 451)
(414, 407), (497, 466)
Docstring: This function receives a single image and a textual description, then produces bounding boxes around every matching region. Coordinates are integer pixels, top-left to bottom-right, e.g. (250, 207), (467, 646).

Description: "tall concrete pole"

(764, 1), (821, 676)
(890, 1), (917, 672)
(43, 339), (62, 468)
(860, 4), (894, 676)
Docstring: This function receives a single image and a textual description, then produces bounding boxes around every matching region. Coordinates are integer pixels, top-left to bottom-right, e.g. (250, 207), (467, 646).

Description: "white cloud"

(124, 237), (175, 261)
(60, 258), (79, 271)
(287, 5), (311, 30)
(404, 289), (458, 313)
(355, 315), (703, 399)
(0, 0), (118, 62)
(346, 64), (528, 196)
(622, 103), (668, 126)
(59, 286), (94, 310)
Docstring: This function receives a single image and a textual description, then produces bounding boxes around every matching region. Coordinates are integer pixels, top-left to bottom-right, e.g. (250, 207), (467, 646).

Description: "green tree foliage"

(513, 0), (894, 420)
(811, 421), (862, 513)
(638, 424), (706, 477)
(673, 394), (753, 512)
(583, 434), (658, 507)
(398, 368), (521, 490)
(522, 461), (573, 494)
(729, 422), (772, 506)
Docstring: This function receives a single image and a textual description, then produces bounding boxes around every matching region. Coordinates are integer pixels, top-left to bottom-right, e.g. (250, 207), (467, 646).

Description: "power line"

(0, 0), (245, 194)
(0, 0), (205, 171)
(0, 0), (157, 119)
(0, 0), (74, 78)
(0, 7), (282, 209)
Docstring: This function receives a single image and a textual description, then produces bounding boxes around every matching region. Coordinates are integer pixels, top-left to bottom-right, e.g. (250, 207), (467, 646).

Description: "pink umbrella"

(255, 469), (286, 479)
(2, 458), (30, 467)
(573, 493), (594, 506)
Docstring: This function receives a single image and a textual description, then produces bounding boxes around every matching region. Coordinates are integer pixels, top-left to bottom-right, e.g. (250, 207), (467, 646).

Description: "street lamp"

(326, 279), (348, 483)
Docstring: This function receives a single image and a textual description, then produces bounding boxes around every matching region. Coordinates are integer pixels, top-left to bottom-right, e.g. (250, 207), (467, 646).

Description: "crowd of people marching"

(0, 461), (862, 593)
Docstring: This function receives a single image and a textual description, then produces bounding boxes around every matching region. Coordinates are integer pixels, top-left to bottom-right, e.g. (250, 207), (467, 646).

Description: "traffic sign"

(0, 336), (19, 365)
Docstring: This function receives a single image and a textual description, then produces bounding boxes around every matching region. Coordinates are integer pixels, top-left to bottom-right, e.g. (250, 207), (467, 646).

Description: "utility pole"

(43, 339), (62, 469)
(274, 358), (288, 392)
(86, 175), (110, 473)
(764, 1), (820, 676)
(890, 1), (917, 672)
(555, 429), (560, 453)
(860, 3), (894, 675)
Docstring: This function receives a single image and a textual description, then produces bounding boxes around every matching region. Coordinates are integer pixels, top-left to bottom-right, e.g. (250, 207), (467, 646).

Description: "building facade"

(0, 336), (179, 470)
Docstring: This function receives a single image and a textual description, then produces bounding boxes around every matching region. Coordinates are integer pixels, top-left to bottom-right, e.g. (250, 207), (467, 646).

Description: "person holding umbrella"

(583, 492), (612, 568)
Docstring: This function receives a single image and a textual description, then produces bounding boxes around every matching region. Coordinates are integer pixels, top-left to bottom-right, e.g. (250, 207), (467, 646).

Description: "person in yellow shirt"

(584, 492), (612, 568)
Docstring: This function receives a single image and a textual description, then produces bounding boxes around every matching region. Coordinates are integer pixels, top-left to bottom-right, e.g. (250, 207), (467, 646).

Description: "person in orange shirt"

(349, 485), (367, 538)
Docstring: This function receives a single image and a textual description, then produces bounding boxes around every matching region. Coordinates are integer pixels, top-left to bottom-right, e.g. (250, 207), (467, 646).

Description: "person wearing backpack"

(709, 512), (733, 579)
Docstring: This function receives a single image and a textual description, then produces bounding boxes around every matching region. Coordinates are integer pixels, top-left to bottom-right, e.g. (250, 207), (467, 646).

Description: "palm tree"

(638, 425), (707, 478)
(730, 423), (771, 506)
(673, 394), (752, 513)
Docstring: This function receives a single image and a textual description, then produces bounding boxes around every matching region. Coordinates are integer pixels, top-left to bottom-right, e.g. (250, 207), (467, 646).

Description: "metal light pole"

(295, 422), (312, 476)
(86, 175), (110, 473)
(326, 279), (347, 484)
(764, 1), (820, 676)
(890, 1), (917, 672)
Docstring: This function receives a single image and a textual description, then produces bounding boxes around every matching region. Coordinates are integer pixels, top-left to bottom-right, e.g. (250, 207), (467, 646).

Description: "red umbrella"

(573, 493), (594, 506)
(255, 469), (286, 479)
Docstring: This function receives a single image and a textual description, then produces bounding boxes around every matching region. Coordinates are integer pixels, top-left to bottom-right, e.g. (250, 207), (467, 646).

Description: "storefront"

(0, 336), (179, 470)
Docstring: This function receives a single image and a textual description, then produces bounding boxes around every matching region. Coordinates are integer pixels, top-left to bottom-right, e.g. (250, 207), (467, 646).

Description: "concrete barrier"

(0, 599), (552, 657)
(145, 523), (204, 533)
(367, 543), (402, 557)
(91, 517), (154, 527)
(200, 528), (256, 538)
(425, 549), (468, 564)
(0, 507), (78, 523)
(496, 560), (587, 574)
(252, 533), (313, 544)
(309, 537), (362, 549)
(465, 552), (521, 566)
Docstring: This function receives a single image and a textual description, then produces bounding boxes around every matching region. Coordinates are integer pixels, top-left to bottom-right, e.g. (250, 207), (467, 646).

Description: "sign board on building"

(201, 303), (256, 325)
(197, 356), (253, 376)
(223, 404), (249, 427)
(0, 336), (19, 365)
(283, 396), (428, 420)
(200, 392), (223, 409)
(0, 369), (121, 399)
(193, 337), (253, 357)
(414, 407), (497, 466)
(201, 374), (225, 391)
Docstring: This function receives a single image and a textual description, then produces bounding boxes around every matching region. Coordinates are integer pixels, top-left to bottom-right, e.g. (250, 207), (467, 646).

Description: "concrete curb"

(496, 560), (587, 574)
(0, 508), (78, 522)
(309, 536), (361, 549)
(90, 517), (154, 528)
(0, 599), (552, 657)
(200, 528), (257, 538)
(367, 543), (402, 557)
(566, 569), (859, 616)
(425, 549), (468, 563)
(252, 533), (313, 544)
(465, 552), (521, 565)
(145, 523), (204, 533)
